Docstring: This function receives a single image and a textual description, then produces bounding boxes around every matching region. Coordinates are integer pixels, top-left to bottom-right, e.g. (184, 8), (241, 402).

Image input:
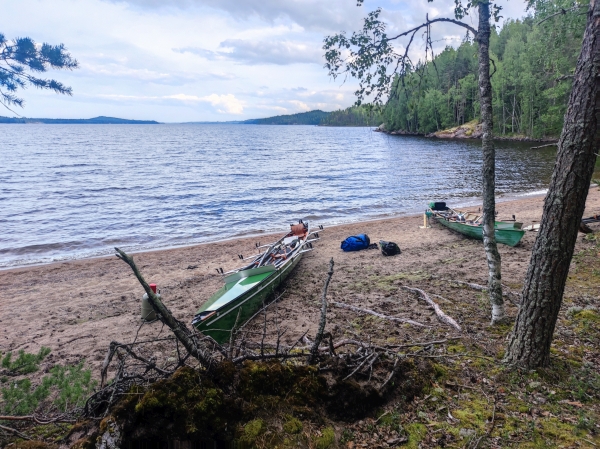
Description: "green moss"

(28, 423), (73, 442)
(314, 427), (335, 449)
(238, 361), (326, 406)
(110, 366), (236, 442)
(452, 399), (489, 431)
(447, 344), (466, 353)
(282, 417), (303, 434)
(241, 419), (265, 444)
(537, 417), (597, 446)
(404, 423), (427, 449)
(432, 363), (448, 379)
(574, 309), (600, 322)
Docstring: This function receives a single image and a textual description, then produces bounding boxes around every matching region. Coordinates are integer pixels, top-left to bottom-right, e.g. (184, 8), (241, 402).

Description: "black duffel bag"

(379, 240), (401, 256)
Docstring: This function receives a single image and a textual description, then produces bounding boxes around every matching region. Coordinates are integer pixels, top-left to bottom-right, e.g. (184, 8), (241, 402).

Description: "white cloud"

(103, 0), (366, 32)
(97, 92), (245, 114)
(195, 93), (245, 114)
(220, 39), (322, 65)
(175, 39), (323, 65)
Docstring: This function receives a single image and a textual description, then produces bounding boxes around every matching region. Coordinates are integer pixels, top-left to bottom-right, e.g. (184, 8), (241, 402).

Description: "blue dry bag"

(340, 234), (371, 252)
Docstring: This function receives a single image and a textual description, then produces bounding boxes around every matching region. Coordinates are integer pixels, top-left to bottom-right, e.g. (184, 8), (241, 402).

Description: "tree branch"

(309, 258), (334, 364)
(387, 18), (477, 41)
(114, 248), (215, 371)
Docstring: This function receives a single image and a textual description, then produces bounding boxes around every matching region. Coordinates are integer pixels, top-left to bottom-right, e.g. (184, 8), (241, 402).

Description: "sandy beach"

(2, 187), (599, 377)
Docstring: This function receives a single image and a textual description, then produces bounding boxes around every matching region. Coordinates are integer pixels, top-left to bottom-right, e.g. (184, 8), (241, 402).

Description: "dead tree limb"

(331, 302), (428, 327)
(343, 352), (378, 380)
(402, 287), (462, 331)
(115, 248), (215, 371)
(309, 258), (334, 364)
(0, 424), (31, 440)
(0, 415), (75, 424)
(100, 341), (171, 389)
(379, 356), (400, 391)
(536, 5), (584, 25)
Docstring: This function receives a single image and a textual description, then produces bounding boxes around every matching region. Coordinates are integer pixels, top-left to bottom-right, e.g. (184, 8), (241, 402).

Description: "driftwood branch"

(310, 258), (334, 364)
(402, 287), (462, 331)
(114, 248), (215, 371)
(331, 302), (428, 327)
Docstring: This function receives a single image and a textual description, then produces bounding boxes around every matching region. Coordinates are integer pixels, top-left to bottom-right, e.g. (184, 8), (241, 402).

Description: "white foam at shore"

(516, 189), (548, 197)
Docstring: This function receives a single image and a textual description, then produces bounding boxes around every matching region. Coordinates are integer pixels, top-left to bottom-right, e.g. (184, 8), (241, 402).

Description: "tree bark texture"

(477, 1), (505, 324)
(504, 0), (600, 368)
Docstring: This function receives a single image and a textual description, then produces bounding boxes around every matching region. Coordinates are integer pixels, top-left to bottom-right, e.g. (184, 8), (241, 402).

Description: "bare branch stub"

(309, 258), (335, 364)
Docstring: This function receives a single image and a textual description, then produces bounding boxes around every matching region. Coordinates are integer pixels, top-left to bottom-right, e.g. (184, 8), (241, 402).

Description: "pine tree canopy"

(0, 33), (78, 110)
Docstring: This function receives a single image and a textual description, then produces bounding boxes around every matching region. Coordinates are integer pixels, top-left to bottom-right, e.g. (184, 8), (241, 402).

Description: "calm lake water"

(0, 124), (556, 268)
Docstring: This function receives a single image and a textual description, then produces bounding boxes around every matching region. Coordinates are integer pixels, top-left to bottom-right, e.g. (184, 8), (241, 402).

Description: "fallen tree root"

(402, 287), (462, 331)
(330, 302), (428, 327)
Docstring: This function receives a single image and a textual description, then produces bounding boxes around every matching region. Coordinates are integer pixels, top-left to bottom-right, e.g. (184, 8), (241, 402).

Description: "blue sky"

(4, 0), (528, 122)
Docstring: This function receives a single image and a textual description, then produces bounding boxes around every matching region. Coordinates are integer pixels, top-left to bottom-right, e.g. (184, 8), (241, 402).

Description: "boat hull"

(436, 217), (525, 247)
(193, 250), (303, 343)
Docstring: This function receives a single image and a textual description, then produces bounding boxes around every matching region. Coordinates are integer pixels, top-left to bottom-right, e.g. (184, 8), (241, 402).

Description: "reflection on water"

(0, 124), (556, 268)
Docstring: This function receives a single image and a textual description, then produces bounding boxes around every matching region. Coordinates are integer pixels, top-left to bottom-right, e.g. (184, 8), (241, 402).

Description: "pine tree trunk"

(477, 1), (505, 324)
(504, 0), (600, 368)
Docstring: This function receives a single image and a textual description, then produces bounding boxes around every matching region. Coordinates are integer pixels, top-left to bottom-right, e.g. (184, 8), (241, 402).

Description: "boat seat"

(283, 236), (299, 246)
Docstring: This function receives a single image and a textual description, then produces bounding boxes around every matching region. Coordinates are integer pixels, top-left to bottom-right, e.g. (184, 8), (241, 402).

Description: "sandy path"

(1, 188), (599, 375)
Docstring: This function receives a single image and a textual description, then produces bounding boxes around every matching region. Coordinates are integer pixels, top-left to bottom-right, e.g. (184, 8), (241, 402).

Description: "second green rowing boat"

(427, 202), (525, 247)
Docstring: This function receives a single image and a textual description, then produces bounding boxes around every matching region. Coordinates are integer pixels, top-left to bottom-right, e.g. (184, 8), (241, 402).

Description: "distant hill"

(243, 110), (330, 125)
(0, 116), (160, 124)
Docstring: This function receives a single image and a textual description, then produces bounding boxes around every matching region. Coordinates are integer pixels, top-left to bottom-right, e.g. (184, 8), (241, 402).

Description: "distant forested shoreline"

(0, 116), (160, 124)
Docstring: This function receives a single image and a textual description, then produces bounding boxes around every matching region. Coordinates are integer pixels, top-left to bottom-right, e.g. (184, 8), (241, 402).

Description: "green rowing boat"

(427, 202), (525, 247)
(192, 221), (319, 343)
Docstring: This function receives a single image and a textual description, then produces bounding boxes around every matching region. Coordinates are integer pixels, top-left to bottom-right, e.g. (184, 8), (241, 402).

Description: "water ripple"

(0, 124), (556, 268)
